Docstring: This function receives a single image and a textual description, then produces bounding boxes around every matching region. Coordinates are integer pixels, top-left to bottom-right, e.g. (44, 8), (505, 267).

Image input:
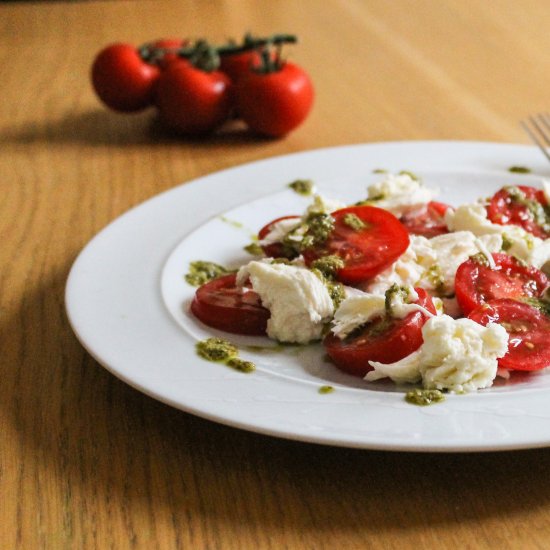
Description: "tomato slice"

(190, 273), (269, 335)
(468, 299), (550, 371)
(303, 205), (410, 284)
(258, 215), (300, 258)
(400, 201), (453, 238)
(455, 253), (549, 315)
(487, 185), (550, 238)
(323, 288), (436, 377)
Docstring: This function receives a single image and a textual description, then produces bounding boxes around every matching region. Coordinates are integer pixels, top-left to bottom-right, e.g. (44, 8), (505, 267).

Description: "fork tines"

(521, 113), (550, 162)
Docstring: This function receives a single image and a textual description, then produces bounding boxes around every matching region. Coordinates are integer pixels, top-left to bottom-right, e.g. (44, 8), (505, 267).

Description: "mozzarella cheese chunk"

(445, 202), (550, 272)
(368, 235), (437, 294)
(366, 315), (509, 392)
(368, 232), (501, 297)
(366, 173), (436, 216)
(236, 261), (334, 344)
(331, 287), (434, 340)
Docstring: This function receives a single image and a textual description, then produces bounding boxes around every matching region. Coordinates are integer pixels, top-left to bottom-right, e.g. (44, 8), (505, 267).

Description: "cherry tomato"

(302, 205), (410, 285)
(400, 201), (453, 238)
(235, 61), (314, 137)
(148, 38), (188, 69)
(487, 185), (550, 238)
(455, 253), (549, 315)
(258, 215), (300, 258)
(155, 62), (233, 134)
(91, 43), (160, 112)
(220, 50), (263, 81)
(324, 288), (436, 377)
(468, 299), (550, 371)
(191, 273), (269, 335)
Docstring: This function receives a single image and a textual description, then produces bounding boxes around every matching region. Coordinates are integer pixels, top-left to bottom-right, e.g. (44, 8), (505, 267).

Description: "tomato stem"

(217, 33), (297, 56)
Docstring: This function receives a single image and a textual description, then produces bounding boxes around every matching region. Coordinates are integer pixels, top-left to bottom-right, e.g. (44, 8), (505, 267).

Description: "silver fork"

(521, 113), (550, 162)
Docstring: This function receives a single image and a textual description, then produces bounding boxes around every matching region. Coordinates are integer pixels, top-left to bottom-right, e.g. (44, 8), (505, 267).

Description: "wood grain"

(2, 1), (550, 548)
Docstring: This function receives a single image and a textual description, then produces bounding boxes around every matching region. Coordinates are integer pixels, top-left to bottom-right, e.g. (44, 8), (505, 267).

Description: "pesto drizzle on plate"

(196, 337), (256, 373)
(185, 261), (232, 286)
(405, 388), (445, 406)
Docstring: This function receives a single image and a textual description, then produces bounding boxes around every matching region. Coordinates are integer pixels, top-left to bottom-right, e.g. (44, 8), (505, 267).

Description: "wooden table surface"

(3, 1), (550, 548)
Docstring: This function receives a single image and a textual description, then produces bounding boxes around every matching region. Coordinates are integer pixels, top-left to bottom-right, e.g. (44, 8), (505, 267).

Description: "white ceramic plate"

(66, 141), (550, 452)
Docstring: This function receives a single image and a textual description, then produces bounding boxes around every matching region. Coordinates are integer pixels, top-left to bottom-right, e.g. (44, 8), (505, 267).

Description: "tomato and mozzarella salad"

(189, 172), (550, 394)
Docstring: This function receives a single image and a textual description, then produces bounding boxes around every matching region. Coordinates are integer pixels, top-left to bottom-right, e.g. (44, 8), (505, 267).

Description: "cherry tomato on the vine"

(235, 61), (314, 137)
(91, 43), (160, 112)
(147, 38), (189, 69)
(219, 50), (263, 82)
(155, 61), (233, 135)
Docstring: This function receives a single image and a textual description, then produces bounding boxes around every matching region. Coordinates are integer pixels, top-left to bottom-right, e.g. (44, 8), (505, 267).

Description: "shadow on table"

(0, 108), (274, 148)
(4, 263), (550, 546)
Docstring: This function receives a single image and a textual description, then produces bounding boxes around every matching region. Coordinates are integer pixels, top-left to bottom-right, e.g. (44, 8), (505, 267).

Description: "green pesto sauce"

(227, 357), (256, 373)
(501, 233), (514, 251)
(399, 170), (420, 181)
(310, 263), (346, 309)
(310, 255), (345, 278)
(282, 213), (335, 255)
(219, 216), (244, 229)
(185, 261), (231, 286)
(422, 264), (445, 295)
(196, 338), (256, 373)
(342, 213), (367, 231)
(405, 389), (445, 406)
(469, 252), (490, 267)
(196, 337), (238, 362)
(508, 166), (531, 174)
(318, 385), (334, 394)
(305, 213), (335, 245)
(244, 242), (263, 256)
(289, 179), (314, 196)
(372, 168), (388, 174)
(384, 284), (411, 315)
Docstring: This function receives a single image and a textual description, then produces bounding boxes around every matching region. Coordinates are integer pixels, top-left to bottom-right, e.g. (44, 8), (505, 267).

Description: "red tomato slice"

(258, 215), (300, 258)
(303, 205), (410, 284)
(191, 274), (269, 336)
(400, 201), (453, 238)
(323, 288), (436, 377)
(468, 299), (550, 371)
(455, 253), (549, 315)
(487, 185), (550, 238)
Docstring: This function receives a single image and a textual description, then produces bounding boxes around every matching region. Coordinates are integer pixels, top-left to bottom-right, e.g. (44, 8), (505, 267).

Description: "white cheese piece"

(368, 232), (501, 297)
(331, 294), (386, 339)
(366, 173), (437, 217)
(368, 235), (437, 294)
(445, 202), (550, 271)
(331, 286), (434, 340)
(236, 261), (334, 344)
(366, 315), (509, 392)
